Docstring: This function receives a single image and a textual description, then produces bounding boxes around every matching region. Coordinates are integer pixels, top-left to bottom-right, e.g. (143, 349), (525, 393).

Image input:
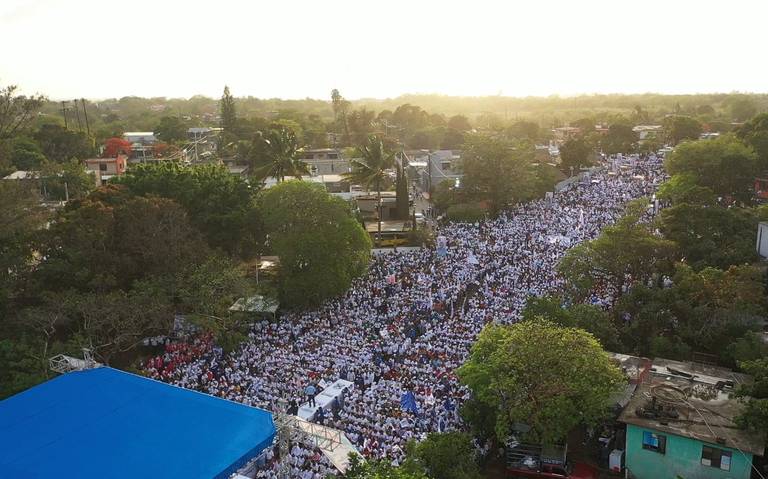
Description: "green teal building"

(617, 358), (764, 479)
(623, 424), (755, 479)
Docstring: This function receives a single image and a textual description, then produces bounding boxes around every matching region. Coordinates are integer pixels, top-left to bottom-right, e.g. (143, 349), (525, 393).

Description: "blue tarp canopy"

(0, 367), (276, 479)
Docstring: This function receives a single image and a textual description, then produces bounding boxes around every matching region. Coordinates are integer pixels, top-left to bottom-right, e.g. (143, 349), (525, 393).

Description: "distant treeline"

(38, 92), (768, 136)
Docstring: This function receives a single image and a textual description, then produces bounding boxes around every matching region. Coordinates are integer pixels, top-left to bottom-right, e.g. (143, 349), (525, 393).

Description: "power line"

(60, 101), (69, 129)
(81, 99), (91, 137)
(677, 396), (766, 479)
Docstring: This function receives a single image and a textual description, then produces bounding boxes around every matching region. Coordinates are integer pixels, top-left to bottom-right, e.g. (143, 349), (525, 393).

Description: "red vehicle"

(755, 178), (768, 202)
(506, 442), (598, 479)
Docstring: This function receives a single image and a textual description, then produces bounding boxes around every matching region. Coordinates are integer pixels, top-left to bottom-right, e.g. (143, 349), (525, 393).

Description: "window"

(328, 153), (338, 159)
(702, 446), (731, 471)
(99, 163), (107, 171)
(642, 431), (666, 454)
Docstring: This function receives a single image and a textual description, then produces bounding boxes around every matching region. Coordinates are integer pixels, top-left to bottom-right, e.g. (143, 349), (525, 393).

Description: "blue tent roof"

(0, 367), (275, 479)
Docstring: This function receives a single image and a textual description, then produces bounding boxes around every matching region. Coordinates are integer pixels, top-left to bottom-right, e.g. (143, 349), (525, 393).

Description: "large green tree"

(259, 181), (371, 308)
(559, 137), (593, 174)
(656, 173), (717, 206)
(506, 120), (539, 141)
(615, 263), (767, 362)
(0, 84), (45, 139)
(405, 432), (482, 479)
(0, 182), (48, 312)
(558, 203), (677, 304)
(735, 359), (768, 441)
(39, 159), (95, 201)
(459, 134), (533, 216)
(663, 115), (703, 145)
(736, 112), (768, 173)
(34, 195), (209, 293)
(658, 203), (767, 270)
(601, 123), (637, 154)
(154, 116), (188, 143)
(33, 124), (92, 162)
(116, 162), (262, 257)
(7, 136), (46, 170)
(458, 319), (625, 444)
(346, 455), (426, 479)
(664, 134), (758, 203)
(522, 296), (621, 351)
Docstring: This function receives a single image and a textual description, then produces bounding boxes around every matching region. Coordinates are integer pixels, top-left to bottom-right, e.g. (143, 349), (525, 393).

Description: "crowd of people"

(143, 154), (666, 475)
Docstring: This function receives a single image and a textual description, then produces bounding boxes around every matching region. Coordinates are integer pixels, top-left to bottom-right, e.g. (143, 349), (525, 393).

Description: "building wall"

(625, 424), (752, 479)
(305, 158), (350, 175)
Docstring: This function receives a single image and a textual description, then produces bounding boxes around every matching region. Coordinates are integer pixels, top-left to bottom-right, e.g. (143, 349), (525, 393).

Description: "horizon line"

(39, 90), (768, 104)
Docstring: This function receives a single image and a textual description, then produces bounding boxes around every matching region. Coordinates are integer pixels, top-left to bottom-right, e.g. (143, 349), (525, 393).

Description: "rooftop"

(2, 170), (37, 180)
(0, 367), (276, 478)
(365, 220), (412, 233)
(229, 294), (279, 314)
(617, 357), (764, 456)
(301, 148), (342, 153)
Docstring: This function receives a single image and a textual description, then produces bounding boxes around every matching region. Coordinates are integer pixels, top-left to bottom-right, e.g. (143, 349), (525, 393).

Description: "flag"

(400, 391), (419, 414)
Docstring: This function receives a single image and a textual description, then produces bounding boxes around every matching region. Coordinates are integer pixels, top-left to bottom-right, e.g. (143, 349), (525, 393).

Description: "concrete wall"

(625, 424), (752, 479)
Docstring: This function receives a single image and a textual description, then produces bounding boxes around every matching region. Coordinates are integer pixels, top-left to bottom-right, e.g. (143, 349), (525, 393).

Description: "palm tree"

(343, 135), (395, 246)
(251, 127), (309, 182)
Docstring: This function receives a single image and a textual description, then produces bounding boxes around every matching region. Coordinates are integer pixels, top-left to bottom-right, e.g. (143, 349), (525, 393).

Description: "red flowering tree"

(103, 137), (132, 158)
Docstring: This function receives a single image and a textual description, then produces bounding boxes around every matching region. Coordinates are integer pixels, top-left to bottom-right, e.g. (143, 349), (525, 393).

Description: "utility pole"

(73, 100), (83, 132)
(60, 101), (69, 129)
(427, 153), (433, 195)
(81, 99), (91, 137)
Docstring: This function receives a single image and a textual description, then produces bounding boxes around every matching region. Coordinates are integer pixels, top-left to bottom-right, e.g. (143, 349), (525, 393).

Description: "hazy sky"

(1, 0), (766, 100)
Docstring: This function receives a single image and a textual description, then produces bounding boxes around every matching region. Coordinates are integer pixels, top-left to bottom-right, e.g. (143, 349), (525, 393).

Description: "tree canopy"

(0, 84), (45, 139)
(458, 319), (625, 444)
(459, 134), (533, 215)
(34, 195), (209, 293)
(664, 135), (758, 203)
(658, 203), (767, 270)
(558, 203), (677, 304)
(737, 112), (768, 173)
(259, 181), (371, 308)
(405, 432), (482, 479)
(0, 182), (48, 312)
(522, 296), (621, 351)
(615, 263), (767, 363)
(33, 124), (92, 163)
(115, 162), (262, 258)
(601, 123), (637, 154)
(663, 115), (703, 145)
(735, 359), (768, 440)
(559, 137), (593, 173)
